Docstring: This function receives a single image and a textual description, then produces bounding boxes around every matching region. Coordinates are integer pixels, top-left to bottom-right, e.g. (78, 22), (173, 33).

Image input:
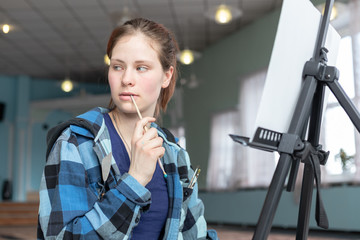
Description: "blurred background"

(1, 0), (360, 238)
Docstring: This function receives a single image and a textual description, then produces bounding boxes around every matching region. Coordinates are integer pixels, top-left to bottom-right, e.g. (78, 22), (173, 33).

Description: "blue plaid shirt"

(37, 107), (218, 239)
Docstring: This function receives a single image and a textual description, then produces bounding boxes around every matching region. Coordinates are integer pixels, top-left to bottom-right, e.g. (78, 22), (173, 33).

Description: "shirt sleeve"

(38, 132), (151, 239)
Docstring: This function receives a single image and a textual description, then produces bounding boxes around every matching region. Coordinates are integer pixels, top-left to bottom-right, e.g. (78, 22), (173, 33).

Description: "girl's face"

(108, 33), (173, 117)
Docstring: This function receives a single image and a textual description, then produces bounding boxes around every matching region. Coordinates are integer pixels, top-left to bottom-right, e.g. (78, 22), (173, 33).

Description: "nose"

(121, 69), (135, 86)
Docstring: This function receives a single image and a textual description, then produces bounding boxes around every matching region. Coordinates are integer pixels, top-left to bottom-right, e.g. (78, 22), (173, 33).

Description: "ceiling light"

(61, 79), (73, 93)
(330, 5), (338, 21)
(178, 49), (201, 65)
(206, 4), (243, 25)
(2, 24), (10, 34)
(215, 4), (232, 24)
(104, 54), (110, 65)
(180, 49), (194, 65)
(322, 4), (338, 21)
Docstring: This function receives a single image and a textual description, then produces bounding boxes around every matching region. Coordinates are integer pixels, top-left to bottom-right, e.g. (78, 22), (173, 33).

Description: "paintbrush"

(130, 95), (168, 178)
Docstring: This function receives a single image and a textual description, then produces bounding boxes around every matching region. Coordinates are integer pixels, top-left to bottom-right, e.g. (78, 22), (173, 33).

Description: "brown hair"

(107, 18), (179, 117)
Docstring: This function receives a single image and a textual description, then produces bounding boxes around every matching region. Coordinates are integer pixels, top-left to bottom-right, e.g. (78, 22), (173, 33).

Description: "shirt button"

(184, 191), (189, 197)
(135, 217), (140, 223)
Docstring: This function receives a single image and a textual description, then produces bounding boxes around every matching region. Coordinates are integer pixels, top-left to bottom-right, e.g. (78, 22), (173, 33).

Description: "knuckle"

(135, 122), (143, 131)
(157, 138), (163, 146)
(149, 128), (157, 135)
(135, 140), (142, 148)
(150, 152), (158, 159)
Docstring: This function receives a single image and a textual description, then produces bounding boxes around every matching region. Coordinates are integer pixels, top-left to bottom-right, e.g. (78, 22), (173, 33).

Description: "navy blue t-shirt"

(104, 113), (169, 239)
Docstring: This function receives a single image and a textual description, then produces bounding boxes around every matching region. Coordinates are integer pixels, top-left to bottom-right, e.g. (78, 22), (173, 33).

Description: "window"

(206, 110), (241, 190)
(207, 71), (277, 190)
(322, 35), (360, 182)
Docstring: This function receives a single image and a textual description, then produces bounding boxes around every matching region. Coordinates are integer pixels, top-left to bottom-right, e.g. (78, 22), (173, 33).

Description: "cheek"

(108, 72), (118, 91)
(142, 78), (162, 98)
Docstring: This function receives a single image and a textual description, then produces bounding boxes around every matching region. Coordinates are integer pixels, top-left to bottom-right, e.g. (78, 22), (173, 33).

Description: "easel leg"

(296, 163), (315, 240)
(253, 153), (293, 240)
(327, 80), (360, 131)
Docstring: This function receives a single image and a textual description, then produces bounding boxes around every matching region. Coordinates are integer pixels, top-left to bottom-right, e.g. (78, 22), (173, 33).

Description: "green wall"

(200, 185), (360, 232)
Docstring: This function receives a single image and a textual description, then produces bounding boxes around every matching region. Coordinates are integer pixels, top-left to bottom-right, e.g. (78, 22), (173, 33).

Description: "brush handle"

(130, 95), (167, 178)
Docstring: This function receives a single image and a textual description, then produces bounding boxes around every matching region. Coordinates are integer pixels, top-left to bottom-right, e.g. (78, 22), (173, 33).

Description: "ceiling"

(0, 0), (283, 84)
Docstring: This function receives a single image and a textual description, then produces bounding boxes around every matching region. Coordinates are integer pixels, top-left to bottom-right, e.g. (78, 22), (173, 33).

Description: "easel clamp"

(277, 134), (328, 166)
(277, 133), (304, 154)
(303, 47), (339, 83)
(294, 142), (329, 166)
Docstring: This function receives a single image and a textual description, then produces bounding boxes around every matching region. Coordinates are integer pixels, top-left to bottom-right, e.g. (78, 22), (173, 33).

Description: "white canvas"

(252, 0), (341, 139)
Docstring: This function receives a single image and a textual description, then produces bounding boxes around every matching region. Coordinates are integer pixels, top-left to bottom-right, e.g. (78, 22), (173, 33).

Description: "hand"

(128, 117), (165, 186)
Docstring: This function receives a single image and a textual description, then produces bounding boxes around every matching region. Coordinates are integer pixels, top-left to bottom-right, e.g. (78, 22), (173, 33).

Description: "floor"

(0, 224), (359, 240)
(210, 225), (360, 240)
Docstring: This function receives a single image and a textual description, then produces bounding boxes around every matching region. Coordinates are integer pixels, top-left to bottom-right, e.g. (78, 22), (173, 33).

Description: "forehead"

(114, 32), (161, 56)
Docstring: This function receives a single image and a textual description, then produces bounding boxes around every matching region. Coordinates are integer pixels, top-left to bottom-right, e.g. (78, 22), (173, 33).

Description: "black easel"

(230, 0), (360, 239)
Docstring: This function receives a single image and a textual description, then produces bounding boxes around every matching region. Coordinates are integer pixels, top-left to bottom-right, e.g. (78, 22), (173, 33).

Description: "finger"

(141, 136), (164, 150)
(141, 127), (159, 142)
(134, 135), (162, 153)
(132, 117), (156, 142)
(141, 117), (158, 132)
(152, 146), (166, 159)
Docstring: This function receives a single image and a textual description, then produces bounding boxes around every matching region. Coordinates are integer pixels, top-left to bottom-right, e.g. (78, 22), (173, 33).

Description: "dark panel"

(0, 103), (5, 122)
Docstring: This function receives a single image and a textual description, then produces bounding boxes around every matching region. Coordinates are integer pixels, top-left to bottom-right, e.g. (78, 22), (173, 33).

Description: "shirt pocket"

(182, 186), (193, 202)
(179, 182), (195, 232)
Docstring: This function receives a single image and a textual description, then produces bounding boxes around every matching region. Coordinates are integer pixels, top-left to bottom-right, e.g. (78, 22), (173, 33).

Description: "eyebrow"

(110, 59), (124, 63)
(110, 59), (152, 65)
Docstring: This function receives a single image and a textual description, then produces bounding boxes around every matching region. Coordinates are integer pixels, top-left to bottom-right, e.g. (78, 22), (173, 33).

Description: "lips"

(120, 92), (136, 97)
(119, 92), (138, 97)
(119, 92), (137, 101)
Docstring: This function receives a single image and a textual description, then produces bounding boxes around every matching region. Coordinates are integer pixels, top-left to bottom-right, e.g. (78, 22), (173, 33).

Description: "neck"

(110, 109), (136, 144)
(110, 104), (157, 138)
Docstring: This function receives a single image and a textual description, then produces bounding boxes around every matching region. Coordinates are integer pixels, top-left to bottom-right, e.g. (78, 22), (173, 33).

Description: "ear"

(162, 66), (174, 88)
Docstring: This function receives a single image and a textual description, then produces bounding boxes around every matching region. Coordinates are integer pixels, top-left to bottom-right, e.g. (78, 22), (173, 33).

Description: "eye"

(112, 65), (123, 71)
(137, 66), (148, 72)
